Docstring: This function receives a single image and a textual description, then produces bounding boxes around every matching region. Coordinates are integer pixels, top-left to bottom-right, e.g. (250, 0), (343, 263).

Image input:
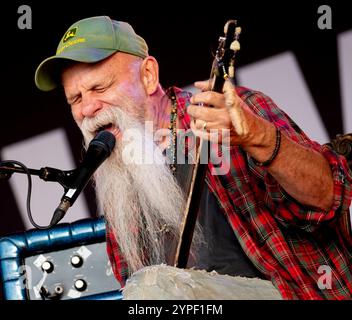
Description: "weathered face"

(61, 52), (148, 140)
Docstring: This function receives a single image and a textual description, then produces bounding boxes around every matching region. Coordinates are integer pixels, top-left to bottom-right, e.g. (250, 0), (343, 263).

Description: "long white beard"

(79, 107), (199, 274)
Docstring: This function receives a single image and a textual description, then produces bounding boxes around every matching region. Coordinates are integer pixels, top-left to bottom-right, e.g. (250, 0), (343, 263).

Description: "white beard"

(79, 107), (201, 274)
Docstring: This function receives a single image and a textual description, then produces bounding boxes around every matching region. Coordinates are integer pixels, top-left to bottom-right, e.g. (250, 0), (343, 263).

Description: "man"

(34, 16), (352, 299)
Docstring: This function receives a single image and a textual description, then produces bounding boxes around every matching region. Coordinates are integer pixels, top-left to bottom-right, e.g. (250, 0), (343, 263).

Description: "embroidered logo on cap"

(63, 27), (77, 43)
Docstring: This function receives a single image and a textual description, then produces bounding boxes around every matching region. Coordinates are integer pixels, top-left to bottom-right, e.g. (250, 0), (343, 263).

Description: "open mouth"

(95, 123), (120, 138)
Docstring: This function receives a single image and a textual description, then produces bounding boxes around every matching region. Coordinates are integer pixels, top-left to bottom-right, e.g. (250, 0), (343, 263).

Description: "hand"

(187, 79), (252, 146)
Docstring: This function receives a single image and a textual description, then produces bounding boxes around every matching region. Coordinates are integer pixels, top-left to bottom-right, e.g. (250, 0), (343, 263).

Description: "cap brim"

(35, 48), (117, 91)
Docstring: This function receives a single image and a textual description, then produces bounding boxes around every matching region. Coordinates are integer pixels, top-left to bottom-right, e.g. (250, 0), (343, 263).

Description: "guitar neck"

(174, 77), (227, 269)
(173, 20), (240, 268)
(174, 141), (208, 268)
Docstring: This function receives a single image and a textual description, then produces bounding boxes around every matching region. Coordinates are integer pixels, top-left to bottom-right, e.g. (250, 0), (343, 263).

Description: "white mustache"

(80, 107), (122, 138)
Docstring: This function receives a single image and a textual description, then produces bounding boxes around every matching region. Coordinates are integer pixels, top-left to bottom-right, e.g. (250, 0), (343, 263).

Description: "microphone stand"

(1, 131), (116, 230)
(0, 163), (76, 188)
(0, 162), (78, 229)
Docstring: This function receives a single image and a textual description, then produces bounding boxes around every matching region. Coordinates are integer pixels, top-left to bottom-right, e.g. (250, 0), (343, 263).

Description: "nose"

(80, 93), (104, 118)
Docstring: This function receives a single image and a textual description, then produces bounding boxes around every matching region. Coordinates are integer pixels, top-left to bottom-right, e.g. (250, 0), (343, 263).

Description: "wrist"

(252, 126), (281, 167)
(243, 123), (279, 165)
(242, 115), (276, 147)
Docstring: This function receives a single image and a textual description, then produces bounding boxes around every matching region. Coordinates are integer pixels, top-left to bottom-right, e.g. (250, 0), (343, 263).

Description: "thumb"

(194, 79), (212, 91)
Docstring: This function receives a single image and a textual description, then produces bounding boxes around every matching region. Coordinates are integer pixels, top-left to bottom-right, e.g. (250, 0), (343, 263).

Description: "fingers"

(187, 90), (227, 127)
(190, 91), (225, 109)
(194, 80), (211, 91)
(187, 104), (223, 122)
(190, 120), (218, 142)
(192, 118), (208, 131)
(192, 78), (240, 109)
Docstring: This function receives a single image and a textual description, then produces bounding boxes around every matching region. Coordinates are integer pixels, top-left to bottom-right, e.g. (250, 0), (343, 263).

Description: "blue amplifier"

(0, 217), (122, 300)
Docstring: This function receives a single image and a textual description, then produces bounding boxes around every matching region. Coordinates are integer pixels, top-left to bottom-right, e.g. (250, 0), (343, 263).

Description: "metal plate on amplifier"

(25, 242), (121, 300)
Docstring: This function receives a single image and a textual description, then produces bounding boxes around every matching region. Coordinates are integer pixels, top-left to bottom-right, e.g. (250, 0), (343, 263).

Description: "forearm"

(187, 82), (335, 211)
(244, 119), (334, 211)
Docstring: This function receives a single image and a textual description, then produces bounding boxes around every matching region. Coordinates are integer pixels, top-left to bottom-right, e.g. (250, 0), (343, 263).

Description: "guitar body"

(123, 264), (281, 300)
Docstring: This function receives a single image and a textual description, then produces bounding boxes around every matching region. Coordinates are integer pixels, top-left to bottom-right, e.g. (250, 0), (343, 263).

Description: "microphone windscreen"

(91, 131), (116, 154)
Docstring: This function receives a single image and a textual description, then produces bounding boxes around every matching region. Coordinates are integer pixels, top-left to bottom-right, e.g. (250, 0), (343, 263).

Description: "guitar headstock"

(211, 20), (241, 92)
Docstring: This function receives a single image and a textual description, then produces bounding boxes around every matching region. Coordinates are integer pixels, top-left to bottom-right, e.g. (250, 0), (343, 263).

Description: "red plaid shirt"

(106, 86), (352, 300)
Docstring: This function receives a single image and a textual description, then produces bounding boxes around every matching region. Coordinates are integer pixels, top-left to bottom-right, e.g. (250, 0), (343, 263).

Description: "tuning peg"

(229, 65), (235, 78)
(230, 40), (241, 51)
(224, 20), (237, 34)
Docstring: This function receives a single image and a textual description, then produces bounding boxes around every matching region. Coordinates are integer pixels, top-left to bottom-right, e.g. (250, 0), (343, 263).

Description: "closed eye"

(92, 85), (108, 93)
(67, 94), (81, 105)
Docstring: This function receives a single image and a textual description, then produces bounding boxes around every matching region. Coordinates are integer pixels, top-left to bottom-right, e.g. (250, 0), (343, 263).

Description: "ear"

(140, 56), (159, 95)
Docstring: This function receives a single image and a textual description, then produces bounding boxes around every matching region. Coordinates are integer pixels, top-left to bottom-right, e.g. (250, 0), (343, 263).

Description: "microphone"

(50, 131), (116, 226)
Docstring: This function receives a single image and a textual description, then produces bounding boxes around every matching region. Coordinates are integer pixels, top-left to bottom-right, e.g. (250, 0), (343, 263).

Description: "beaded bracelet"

(252, 127), (281, 167)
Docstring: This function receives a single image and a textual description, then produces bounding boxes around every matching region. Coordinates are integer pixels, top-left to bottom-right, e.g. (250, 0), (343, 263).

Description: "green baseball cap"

(35, 16), (149, 91)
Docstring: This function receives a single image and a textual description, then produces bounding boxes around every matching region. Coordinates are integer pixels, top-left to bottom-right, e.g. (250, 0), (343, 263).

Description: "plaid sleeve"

(320, 145), (352, 214)
(240, 88), (352, 231)
(105, 224), (129, 287)
(263, 146), (352, 232)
